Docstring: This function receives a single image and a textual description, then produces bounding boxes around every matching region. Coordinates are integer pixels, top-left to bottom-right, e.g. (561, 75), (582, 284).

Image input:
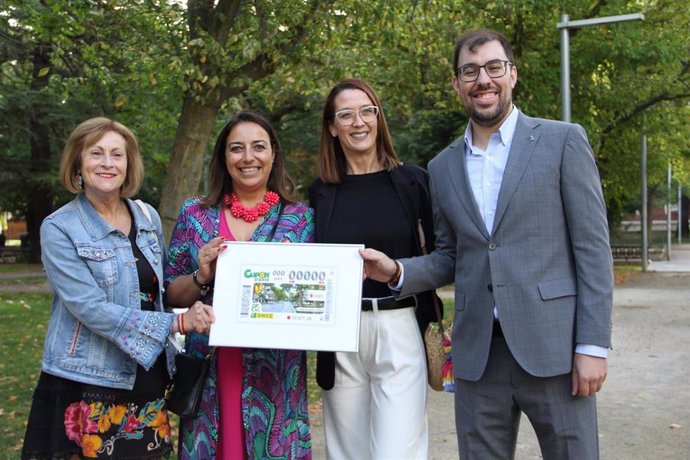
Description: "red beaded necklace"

(223, 191), (280, 223)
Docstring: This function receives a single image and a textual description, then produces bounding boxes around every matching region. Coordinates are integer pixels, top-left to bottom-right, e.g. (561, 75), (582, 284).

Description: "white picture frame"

(208, 241), (364, 352)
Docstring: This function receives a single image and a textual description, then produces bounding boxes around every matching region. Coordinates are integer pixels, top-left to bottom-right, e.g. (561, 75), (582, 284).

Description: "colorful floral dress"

(165, 196), (314, 459)
(22, 224), (172, 459)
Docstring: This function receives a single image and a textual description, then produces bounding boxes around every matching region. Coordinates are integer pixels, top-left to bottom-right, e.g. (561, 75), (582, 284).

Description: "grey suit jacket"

(400, 111), (613, 381)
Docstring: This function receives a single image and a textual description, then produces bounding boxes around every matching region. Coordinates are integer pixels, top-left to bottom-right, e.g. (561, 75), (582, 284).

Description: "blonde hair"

(59, 117), (144, 197)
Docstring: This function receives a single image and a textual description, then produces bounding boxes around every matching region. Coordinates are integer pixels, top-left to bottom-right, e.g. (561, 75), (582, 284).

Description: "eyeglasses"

(334, 105), (379, 126)
(456, 59), (512, 82)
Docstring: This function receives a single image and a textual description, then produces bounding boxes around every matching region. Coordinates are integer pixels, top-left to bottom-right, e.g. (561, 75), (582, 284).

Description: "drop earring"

(77, 173), (83, 189)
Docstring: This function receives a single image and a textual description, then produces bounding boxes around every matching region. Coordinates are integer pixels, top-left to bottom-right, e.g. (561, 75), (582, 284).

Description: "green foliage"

(0, 0), (186, 212)
(1, 0), (689, 233)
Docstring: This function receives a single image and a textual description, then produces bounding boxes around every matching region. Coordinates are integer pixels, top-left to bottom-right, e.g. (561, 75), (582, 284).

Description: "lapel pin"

(529, 135), (536, 142)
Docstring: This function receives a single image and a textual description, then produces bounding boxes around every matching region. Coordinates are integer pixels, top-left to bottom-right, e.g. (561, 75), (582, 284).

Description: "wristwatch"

(192, 269), (212, 297)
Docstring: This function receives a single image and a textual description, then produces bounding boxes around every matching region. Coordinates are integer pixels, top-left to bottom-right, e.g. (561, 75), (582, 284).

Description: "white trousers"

(322, 305), (429, 460)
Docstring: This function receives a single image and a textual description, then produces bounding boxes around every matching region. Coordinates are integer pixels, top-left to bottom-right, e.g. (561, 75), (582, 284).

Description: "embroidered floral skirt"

(22, 355), (172, 459)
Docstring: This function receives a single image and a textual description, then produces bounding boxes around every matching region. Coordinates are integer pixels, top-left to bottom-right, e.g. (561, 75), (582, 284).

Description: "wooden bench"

(0, 247), (30, 264)
(611, 245), (665, 262)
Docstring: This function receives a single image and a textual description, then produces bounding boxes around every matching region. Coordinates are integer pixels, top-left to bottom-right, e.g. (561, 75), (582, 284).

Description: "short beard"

(464, 84), (511, 128)
(468, 104), (507, 127)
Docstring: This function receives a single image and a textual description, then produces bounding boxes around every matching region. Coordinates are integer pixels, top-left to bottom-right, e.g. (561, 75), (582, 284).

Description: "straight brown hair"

(318, 78), (401, 184)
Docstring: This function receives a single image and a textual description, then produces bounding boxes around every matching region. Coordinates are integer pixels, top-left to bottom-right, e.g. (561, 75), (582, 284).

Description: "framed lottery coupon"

(208, 241), (364, 352)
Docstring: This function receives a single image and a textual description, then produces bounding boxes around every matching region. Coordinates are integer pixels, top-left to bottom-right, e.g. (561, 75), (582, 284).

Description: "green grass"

(0, 292), (50, 455)
(0, 264), (43, 274)
(614, 264), (643, 271)
(306, 352), (319, 404)
(0, 292), (183, 457)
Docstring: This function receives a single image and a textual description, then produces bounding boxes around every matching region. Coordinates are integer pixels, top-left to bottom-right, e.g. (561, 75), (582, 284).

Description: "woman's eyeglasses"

(334, 106), (379, 126)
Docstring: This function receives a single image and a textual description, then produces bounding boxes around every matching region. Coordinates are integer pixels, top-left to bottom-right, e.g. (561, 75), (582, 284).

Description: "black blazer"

(308, 163), (441, 390)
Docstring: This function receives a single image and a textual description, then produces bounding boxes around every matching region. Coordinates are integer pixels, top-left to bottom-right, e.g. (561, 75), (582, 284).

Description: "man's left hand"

(571, 353), (607, 397)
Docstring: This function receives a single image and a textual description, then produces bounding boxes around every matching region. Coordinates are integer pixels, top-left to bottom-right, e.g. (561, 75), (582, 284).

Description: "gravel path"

(0, 270), (48, 293)
(309, 270), (690, 459)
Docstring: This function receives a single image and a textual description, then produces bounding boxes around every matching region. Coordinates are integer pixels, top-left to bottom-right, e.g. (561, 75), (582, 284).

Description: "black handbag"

(165, 348), (215, 418)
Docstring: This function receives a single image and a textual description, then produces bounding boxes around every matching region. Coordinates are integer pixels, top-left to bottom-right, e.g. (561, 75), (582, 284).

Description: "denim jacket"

(40, 193), (176, 389)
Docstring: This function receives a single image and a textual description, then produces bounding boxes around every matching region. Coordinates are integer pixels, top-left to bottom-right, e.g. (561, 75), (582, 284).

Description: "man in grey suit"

(360, 28), (613, 459)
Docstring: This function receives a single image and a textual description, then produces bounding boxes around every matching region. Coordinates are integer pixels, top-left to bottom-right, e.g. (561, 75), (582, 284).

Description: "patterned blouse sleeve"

(283, 204), (315, 244)
(164, 199), (196, 286)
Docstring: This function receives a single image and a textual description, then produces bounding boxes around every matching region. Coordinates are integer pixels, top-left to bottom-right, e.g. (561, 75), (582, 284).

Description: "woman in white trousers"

(309, 78), (439, 459)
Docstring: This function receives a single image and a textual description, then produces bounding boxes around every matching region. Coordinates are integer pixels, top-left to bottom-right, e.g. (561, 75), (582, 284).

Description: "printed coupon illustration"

(239, 266), (336, 324)
(209, 241), (362, 351)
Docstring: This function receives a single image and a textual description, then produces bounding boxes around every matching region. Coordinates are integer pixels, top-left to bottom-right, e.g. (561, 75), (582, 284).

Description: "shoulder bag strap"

(418, 220), (445, 334)
(134, 199), (152, 223)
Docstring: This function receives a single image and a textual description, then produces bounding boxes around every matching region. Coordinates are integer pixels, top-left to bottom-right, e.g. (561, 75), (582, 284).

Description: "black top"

(129, 223), (158, 312)
(128, 221), (168, 390)
(326, 170), (415, 298)
(309, 163), (440, 390)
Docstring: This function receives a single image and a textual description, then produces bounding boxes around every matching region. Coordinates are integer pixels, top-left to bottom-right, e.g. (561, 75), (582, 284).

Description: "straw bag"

(424, 294), (454, 392)
(417, 220), (454, 392)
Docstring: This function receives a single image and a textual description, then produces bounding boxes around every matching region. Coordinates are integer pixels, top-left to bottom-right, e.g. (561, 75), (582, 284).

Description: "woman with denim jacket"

(21, 118), (214, 459)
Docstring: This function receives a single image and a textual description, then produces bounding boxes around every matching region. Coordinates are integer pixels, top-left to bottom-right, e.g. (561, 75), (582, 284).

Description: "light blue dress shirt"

(463, 105), (518, 235)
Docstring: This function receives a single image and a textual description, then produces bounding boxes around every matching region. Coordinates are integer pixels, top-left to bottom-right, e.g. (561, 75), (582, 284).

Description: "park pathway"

(0, 268), (48, 293)
(309, 244), (690, 459)
(648, 242), (690, 272)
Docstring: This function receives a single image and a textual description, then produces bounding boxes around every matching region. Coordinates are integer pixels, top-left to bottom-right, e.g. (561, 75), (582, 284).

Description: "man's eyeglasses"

(334, 106), (379, 126)
(456, 59), (512, 82)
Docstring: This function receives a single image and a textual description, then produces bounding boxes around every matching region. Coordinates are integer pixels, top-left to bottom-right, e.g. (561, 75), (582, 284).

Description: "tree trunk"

(27, 42), (55, 263)
(27, 121), (54, 263)
(158, 93), (223, 239)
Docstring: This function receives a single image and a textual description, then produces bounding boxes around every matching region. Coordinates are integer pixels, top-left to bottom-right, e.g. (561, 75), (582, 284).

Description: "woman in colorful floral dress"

(165, 110), (314, 459)
(21, 118), (214, 459)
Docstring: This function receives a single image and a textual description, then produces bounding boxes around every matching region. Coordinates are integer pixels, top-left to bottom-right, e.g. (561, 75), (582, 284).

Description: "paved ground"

(309, 244), (690, 459)
(0, 270), (48, 292)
